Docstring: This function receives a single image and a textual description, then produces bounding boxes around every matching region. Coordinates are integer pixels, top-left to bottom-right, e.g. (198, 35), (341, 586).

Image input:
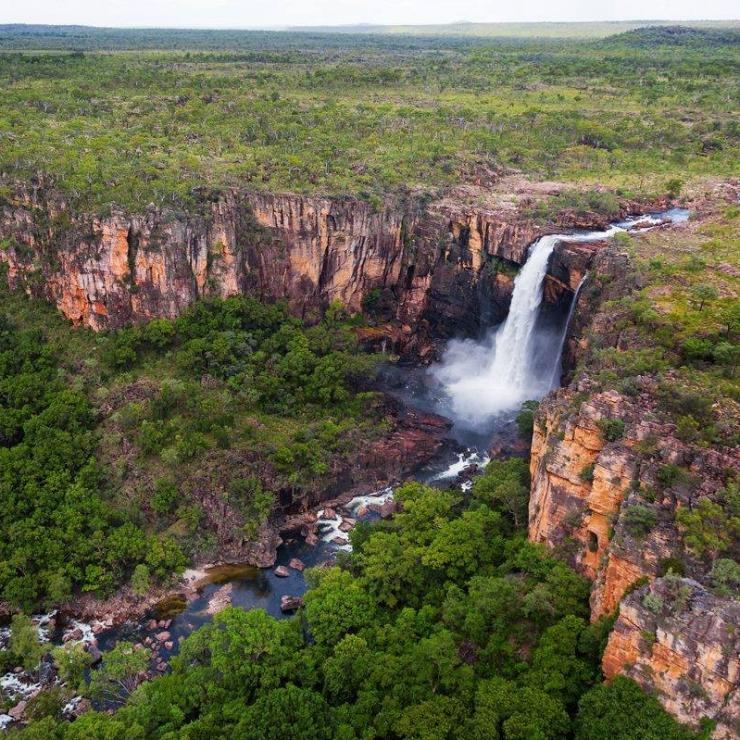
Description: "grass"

(0, 30), (737, 213)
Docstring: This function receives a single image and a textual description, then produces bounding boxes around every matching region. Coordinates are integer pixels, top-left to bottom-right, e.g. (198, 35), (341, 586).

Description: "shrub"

(710, 558), (740, 597)
(598, 417), (625, 442)
(622, 505), (658, 539)
(152, 479), (179, 514)
(131, 564), (151, 597)
(516, 400), (540, 439)
(579, 463), (595, 483)
(642, 593), (664, 614)
(657, 557), (686, 577)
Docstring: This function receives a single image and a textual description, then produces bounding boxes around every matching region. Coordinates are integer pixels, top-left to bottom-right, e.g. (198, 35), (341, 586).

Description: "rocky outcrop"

(0, 181), (633, 359)
(528, 229), (739, 733)
(603, 578), (739, 737)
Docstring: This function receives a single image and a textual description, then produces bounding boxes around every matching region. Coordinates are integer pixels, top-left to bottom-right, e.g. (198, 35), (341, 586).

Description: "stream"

(0, 207), (689, 726)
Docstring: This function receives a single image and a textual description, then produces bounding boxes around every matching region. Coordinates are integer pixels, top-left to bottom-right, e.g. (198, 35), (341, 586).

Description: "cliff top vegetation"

(0, 28), (737, 212)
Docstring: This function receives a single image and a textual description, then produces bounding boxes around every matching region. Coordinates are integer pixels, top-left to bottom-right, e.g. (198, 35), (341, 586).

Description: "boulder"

(280, 595), (304, 612)
(62, 627), (83, 643)
(71, 698), (92, 718)
(8, 702), (26, 721)
(305, 531), (319, 546)
(274, 566), (290, 577)
(154, 631), (171, 642)
(164, 641), (174, 650)
(321, 507), (338, 520)
(379, 500), (397, 519)
(205, 583), (233, 615)
(288, 558), (305, 572)
(86, 644), (103, 665)
(146, 619), (158, 630)
(331, 536), (349, 546)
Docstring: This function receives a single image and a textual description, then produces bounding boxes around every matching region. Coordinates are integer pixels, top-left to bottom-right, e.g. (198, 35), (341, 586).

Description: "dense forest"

(0, 281), (380, 611)
(8, 468), (696, 738)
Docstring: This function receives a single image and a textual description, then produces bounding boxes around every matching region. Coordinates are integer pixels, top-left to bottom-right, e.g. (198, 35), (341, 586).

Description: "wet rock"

(379, 500), (397, 519)
(280, 595), (304, 612)
(274, 566), (290, 578)
(146, 619), (158, 631)
(205, 583), (233, 615)
(156, 661), (167, 673)
(71, 698), (91, 718)
(331, 536), (349, 546)
(288, 558), (305, 572)
(164, 641), (174, 650)
(86, 644), (103, 665)
(339, 519), (355, 533)
(62, 627), (83, 643)
(356, 505), (369, 517)
(158, 619), (172, 629)
(321, 507), (337, 520)
(305, 531), (319, 547)
(155, 631), (171, 642)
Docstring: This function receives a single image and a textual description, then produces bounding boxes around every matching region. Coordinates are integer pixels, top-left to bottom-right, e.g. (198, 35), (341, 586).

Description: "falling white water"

(430, 222), (635, 428)
(548, 271), (589, 389)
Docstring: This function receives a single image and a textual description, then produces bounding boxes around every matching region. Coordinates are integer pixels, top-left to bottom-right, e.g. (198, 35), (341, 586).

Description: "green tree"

(304, 567), (378, 650)
(676, 497), (738, 561)
(471, 458), (531, 529)
(52, 642), (93, 690)
(10, 614), (45, 672)
(575, 676), (695, 740)
(88, 642), (150, 706)
(690, 283), (718, 312)
(235, 685), (333, 740)
(131, 564), (151, 597)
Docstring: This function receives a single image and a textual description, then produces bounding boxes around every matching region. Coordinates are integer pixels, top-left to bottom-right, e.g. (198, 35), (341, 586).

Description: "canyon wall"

(528, 248), (739, 735)
(0, 182), (604, 359)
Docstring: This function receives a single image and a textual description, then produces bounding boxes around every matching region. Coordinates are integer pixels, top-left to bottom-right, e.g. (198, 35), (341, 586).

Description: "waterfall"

(430, 225), (626, 428)
(428, 208), (689, 432)
(548, 272), (589, 389)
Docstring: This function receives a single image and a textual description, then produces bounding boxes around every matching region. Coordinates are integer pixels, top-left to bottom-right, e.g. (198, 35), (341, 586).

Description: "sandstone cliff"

(528, 218), (739, 733)
(0, 181), (625, 359)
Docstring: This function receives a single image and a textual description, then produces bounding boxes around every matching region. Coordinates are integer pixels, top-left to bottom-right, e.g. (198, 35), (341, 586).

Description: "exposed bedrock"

(0, 183), (640, 358)
(528, 241), (739, 734)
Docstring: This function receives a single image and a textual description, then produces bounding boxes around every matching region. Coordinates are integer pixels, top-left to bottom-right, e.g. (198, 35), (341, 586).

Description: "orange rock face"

(0, 187), (601, 360)
(529, 333), (739, 734)
(602, 579), (739, 736)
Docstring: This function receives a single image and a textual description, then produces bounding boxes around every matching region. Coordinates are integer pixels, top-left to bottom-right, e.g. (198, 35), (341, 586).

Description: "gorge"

(3, 188), (729, 735)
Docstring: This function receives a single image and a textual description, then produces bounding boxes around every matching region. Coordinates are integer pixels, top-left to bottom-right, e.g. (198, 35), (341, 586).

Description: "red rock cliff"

(528, 241), (739, 734)
(0, 183), (610, 358)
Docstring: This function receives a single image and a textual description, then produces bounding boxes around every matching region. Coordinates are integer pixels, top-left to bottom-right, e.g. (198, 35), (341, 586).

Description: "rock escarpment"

(528, 238), (739, 734)
(603, 578), (738, 737)
(0, 181), (626, 359)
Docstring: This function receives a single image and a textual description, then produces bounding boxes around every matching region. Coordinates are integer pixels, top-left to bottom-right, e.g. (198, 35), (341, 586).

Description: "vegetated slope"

(0, 283), (407, 612)
(529, 185), (739, 733)
(290, 20), (740, 39)
(602, 24), (740, 47)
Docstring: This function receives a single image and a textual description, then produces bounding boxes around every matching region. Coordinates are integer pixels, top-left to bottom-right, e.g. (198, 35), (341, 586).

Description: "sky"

(1, 0), (737, 29)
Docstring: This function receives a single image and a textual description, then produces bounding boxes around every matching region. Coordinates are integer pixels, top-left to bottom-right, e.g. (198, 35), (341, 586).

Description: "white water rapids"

(430, 210), (688, 429)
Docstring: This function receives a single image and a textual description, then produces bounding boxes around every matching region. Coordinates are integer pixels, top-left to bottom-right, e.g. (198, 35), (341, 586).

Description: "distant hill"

(603, 24), (740, 46)
(289, 20), (740, 39)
